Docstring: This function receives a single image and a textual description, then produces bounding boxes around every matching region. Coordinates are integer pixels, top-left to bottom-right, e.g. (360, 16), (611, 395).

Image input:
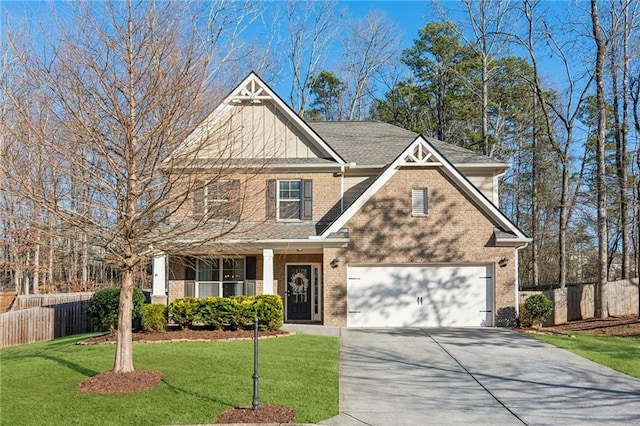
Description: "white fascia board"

(321, 135), (529, 240)
(456, 163), (510, 171)
(495, 236), (533, 246)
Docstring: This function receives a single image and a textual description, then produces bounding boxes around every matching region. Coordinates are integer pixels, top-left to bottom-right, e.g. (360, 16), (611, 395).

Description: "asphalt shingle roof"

(309, 121), (506, 167)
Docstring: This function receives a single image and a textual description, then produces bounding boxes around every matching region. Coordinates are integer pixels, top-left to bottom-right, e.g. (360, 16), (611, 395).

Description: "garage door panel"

(347, 265), (493, 327)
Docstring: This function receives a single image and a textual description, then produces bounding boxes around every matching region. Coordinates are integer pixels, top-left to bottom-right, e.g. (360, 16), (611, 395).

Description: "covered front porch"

(151, 242), (344, 324)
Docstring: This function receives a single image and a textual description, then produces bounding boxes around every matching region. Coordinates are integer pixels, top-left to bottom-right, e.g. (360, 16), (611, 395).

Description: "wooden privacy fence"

(0, 293), (94, 348)
(520, 279), (639, 326)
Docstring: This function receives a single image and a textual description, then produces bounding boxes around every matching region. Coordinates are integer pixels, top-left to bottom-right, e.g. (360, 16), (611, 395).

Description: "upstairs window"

(278, 180), (301, 219)
(267, 179), (312, 220)
(412, 187), (428, 216)
(194, 179), (240, 220)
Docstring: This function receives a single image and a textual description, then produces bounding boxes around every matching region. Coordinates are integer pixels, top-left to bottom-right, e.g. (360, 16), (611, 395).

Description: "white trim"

(152, 252), (166, 297)
(321, 136), (530, 242)
(263, 248), (274, 294)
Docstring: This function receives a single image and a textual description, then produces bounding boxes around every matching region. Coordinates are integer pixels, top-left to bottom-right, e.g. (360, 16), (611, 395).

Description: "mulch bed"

(215, 405), (296, 424)
(78, 370), (163, 394)
(79, 327), (292, 345)
(522, 315), (640, 337)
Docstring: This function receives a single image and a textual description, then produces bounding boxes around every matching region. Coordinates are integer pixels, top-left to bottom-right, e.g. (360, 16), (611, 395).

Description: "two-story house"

(151, 72), (530, 327)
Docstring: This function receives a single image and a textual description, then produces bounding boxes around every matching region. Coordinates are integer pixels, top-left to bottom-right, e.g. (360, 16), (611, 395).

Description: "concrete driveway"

(320, 328), (640, 426)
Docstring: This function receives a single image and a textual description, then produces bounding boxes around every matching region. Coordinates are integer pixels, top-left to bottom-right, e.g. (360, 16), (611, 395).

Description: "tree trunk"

(558, 152), (569, 289)
(81, 232), (88, 291)
(113, 267), (135, 373)
(591, 0), (608, 318)
(48, 236), (54, 293)
(33, 239), (40, 294)
(481, 54), (489, 156)
(531, 95), (539, 287)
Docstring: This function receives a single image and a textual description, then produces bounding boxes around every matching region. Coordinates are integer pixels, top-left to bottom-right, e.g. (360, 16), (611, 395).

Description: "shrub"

(168, 297), (200, 328)
(523, 294), (553, 328)
(87, 287), (146, 333)
(169, 295), (284, 331)
(252, 295), (284, 331)
(141, 304), (167, 332)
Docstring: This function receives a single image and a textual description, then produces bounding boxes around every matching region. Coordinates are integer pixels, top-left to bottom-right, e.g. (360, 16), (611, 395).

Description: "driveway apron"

(320, 328), (640, 426)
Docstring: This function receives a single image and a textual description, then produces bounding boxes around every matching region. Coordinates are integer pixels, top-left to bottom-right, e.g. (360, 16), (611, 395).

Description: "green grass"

(0, 333), (338, 425)
(532, 332), (640, 379)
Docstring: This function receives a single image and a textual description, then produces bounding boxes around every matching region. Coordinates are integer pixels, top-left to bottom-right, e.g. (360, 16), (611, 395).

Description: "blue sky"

(1, 0), (588, 100)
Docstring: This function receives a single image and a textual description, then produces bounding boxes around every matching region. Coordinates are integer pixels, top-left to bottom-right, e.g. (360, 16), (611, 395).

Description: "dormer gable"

(320, 135), (530, 244)
(166, 72), (345, 166)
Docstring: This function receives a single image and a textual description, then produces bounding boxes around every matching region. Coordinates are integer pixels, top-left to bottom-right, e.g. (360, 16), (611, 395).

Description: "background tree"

(446, 0), (517, 156)
(1, 0), (259, 373)
(307, 70), (345, 121)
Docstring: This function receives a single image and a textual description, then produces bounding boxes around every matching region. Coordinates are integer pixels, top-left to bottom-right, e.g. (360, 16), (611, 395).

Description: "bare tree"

(607, 0), (638, 280)
(434, 0), (516, 156)
(1, 1), (258, 373)
(280, 0), (341, 116)
(340, 10), (401, 121)
(514, 0), (594, 289)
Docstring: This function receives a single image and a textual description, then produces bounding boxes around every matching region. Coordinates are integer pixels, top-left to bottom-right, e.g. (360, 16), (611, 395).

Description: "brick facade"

(321, 167), (518, 327)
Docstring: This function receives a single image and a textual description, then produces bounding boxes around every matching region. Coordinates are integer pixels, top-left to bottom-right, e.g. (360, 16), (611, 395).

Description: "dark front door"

(286, 265), (312, 321)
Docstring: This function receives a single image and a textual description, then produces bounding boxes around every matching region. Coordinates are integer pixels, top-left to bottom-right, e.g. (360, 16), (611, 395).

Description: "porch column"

(262, 248), (274, 294)
(152, 252), (167, 304)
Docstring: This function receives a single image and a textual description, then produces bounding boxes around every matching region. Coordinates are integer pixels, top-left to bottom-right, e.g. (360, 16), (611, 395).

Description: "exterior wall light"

(330, 258), (340, 268)
(498, 257), (508, 268)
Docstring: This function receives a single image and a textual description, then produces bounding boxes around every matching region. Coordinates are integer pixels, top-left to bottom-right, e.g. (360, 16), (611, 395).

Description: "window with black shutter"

(194, 179), (240, 220)
(268, 179), (313, 220)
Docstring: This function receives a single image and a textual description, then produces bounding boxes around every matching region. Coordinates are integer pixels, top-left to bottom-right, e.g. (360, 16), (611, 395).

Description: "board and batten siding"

(465, 173), (495, 204)
(199, 102), (324, 160)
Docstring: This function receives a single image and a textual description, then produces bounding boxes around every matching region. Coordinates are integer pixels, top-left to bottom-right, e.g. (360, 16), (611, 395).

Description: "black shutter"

(229, 179), (241, 220)
(193, 180), (205, 219)
(185, 257), (196, 281)
(266, 179), (277, 219)
(301, 179), (313, 220)
(245, 256), (257, 280)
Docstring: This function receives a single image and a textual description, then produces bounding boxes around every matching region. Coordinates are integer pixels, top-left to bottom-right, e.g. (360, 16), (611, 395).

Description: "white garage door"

(347, 265), (493, 327)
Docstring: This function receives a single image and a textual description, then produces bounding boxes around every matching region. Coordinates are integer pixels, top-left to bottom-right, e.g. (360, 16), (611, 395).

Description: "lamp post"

(252, 316), (259, 411)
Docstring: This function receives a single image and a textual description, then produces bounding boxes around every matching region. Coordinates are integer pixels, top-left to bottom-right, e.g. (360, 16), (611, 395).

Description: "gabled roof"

(309, 121), (507, 168)
(318, 135), (530, 245)
(166, 72), (346, 165)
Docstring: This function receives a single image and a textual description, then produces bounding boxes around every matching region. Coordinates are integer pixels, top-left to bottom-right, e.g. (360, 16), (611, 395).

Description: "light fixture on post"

(498, 257), (508, 268)
(330, 258), (340, 268)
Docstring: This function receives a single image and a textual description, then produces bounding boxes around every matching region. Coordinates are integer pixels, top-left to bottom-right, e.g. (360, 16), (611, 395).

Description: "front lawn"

(0, 333), (338, 425)
(532, 332), (640, 379)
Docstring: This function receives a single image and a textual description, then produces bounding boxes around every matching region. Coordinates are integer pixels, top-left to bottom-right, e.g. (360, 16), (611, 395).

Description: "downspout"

(494, 170), (507, 208)
(340, 165), (345, 212)
(514, 242), (529, 319)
